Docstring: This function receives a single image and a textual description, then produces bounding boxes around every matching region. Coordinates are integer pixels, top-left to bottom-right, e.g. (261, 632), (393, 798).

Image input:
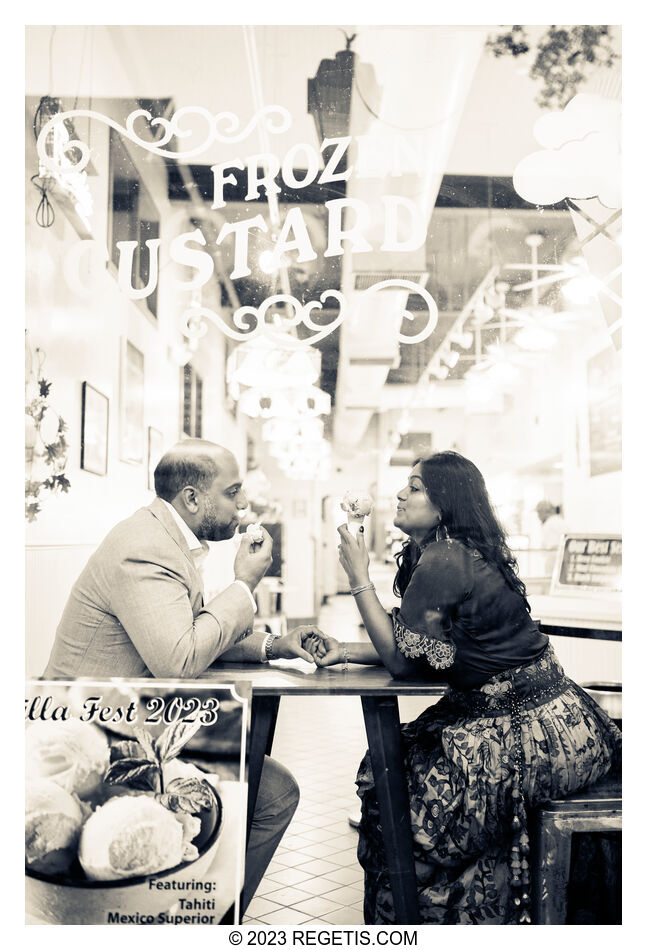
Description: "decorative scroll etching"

(35, 106), (440, 349)
(181, 282), (438, 346)
(36, 104), (293, 175)
(362, 279), (439, 344)
(181, 290), (346, 345)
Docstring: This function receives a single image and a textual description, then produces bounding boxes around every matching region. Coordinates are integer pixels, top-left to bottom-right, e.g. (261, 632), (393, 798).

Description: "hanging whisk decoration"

(31, 174), (55, 228)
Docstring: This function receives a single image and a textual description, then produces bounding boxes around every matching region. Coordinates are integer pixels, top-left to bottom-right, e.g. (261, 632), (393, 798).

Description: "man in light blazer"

(43, 438), (319, 907)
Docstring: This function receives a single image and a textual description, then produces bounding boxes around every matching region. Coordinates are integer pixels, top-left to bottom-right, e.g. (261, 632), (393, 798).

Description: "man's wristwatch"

(263, 632), (280, 662)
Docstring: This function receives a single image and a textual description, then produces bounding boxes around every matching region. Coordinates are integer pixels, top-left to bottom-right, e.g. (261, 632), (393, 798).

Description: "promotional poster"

(25, 681), (249, 924)
(24, 19), (623, 932)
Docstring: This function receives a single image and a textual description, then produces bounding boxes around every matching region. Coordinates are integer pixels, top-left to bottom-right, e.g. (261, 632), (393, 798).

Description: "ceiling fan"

(497, 302), (591, 332)
(490, 233), (599, 344)
(502, 232), (579, 290)
(466, 339), (538, 382)
(502, 233), (599, 304)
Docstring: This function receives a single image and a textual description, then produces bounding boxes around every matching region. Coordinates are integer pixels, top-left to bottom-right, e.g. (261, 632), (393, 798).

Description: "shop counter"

(529, 593), (621, 641)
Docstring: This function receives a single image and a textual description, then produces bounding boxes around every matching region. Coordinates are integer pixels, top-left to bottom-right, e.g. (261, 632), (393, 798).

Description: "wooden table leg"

(361, 695), (420, 924)
(246, 694), (281, 843)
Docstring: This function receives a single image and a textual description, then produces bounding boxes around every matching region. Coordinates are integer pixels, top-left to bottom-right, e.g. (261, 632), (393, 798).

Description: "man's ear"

(177, 486), (200, 513)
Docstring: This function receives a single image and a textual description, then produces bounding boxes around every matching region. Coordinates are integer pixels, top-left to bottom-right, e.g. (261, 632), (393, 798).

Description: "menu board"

(551, 534), (622, 594)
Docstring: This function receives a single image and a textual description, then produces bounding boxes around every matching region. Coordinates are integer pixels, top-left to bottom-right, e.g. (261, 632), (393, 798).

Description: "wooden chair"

(530, 773), (622, 924)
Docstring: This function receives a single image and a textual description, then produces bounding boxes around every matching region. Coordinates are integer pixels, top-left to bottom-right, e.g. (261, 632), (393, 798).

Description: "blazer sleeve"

(108, 552), (255, 678)
(218, 629), (267, 663)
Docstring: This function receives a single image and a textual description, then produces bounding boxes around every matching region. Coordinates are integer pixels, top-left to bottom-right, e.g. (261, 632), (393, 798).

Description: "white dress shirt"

(160, 500), (256, 612)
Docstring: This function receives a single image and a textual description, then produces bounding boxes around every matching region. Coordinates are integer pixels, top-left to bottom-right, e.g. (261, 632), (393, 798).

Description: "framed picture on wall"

(80, 382), (109, 475)
(119, 339), (145, 464)
(147, 426), (164, 490)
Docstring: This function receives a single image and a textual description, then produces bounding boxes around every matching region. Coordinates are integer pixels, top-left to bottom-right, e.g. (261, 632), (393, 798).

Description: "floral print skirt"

(356, 643), (621, 925)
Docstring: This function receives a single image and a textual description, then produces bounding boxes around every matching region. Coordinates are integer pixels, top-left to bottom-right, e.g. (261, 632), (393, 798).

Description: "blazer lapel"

(147, 497), (204, 605)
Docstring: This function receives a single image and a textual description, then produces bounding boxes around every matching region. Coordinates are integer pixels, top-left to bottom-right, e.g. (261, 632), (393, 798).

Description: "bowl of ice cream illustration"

(341, 490), (374, 537)
(25, 717), (223, 924)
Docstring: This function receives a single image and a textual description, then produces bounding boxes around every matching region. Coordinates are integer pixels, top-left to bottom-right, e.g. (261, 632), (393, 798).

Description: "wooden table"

(203, 659), (447, 924)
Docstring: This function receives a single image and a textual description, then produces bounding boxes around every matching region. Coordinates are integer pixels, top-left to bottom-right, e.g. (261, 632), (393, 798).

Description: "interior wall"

(25, 93), (251, 673)
(254, 449), (326, 620)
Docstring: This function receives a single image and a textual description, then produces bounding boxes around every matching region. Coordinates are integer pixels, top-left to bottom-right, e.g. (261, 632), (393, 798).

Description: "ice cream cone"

(341, 490), (373, 538)
(246, 522), (264, 544)
(347, 515), (365, 538)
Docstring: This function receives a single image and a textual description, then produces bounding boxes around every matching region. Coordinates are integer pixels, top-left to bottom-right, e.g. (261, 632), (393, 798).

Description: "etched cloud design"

(513, 94), (621, 209)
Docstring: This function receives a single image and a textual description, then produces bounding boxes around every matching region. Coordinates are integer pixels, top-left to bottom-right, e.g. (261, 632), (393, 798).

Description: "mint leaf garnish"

(104, 757), (160, 792)
(154, 719), (202, 765)
(157, 777), (216, 815)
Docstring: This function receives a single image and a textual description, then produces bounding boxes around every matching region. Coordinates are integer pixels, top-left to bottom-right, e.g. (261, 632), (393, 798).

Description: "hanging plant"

(25, 336), (71, 522)
(486, 25), (618, 109)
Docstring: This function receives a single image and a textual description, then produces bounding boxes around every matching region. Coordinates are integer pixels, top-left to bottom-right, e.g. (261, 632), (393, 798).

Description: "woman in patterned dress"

(310, 451), (621, 924)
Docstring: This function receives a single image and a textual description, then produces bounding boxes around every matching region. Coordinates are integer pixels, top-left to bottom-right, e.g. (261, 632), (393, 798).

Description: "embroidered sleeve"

(391, 540), (472, 671)
(392, 607), (456, 670)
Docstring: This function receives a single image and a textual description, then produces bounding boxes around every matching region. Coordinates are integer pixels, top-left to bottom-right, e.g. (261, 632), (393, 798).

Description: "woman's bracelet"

(342, 642), (349, 672)
(350, 582), (375, 596)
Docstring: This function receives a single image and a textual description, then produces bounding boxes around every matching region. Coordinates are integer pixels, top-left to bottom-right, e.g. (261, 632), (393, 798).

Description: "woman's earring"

(435, 522), (449, 542)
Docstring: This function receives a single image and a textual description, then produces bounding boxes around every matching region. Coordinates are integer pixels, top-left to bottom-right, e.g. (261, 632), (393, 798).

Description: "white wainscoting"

(25, 543), (98, 676)
(548, 634), (621, 686)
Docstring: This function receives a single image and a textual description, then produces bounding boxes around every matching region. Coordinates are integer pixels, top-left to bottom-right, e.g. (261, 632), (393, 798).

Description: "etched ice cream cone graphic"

(341, 491), (374, 538)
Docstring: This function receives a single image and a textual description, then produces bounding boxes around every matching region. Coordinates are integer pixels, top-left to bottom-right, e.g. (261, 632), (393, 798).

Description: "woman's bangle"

(350, 582), (375, 596)
(342, 642), (349, 672)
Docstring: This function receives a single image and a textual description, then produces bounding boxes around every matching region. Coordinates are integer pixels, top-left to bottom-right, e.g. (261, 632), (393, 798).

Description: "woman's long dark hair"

(393, 451), (529, 608)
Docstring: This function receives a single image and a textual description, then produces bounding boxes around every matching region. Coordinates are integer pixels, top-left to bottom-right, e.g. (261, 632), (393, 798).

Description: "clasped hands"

(273, 625), (341, 666)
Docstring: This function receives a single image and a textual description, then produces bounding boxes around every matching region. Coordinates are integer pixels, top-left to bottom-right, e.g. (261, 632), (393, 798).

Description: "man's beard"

(197, 499), (238, 542)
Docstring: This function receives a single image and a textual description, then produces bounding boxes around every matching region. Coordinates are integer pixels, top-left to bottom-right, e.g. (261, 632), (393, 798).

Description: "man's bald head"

(154, 439), (247, 541)
(154, 439), (235, 502)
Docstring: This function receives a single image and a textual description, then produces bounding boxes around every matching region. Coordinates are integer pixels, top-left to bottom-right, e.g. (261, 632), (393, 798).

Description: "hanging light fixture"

(262, 417), (324, 443)
(514, 324), (557, 351)
(428, 363), (449, 380)
(227, 330), (321, 399)
(276, 442), (332, 481)
(441, 348), (460, 369)
(307, 32), (381, 142)
(238, 386), (331, 420)
(450, 329), (474, 350)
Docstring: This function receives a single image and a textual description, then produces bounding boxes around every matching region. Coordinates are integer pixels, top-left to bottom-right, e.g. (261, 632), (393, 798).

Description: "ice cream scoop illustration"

(341, 491), (374, 537)
(26, 718), (110, 799)
(78, 794), (199, 881)
(25, 778), (85, 875)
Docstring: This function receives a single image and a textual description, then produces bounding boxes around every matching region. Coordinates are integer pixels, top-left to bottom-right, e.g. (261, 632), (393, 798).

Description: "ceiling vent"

(353, 272), (429, 291)
(389, 431), (433, 466)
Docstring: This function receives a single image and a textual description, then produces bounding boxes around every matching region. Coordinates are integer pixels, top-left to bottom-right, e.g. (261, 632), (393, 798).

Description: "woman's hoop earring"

(435, 523), (449, 542)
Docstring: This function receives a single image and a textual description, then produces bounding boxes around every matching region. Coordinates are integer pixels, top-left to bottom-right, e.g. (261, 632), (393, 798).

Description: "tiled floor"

(242, 584), (383, 925)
